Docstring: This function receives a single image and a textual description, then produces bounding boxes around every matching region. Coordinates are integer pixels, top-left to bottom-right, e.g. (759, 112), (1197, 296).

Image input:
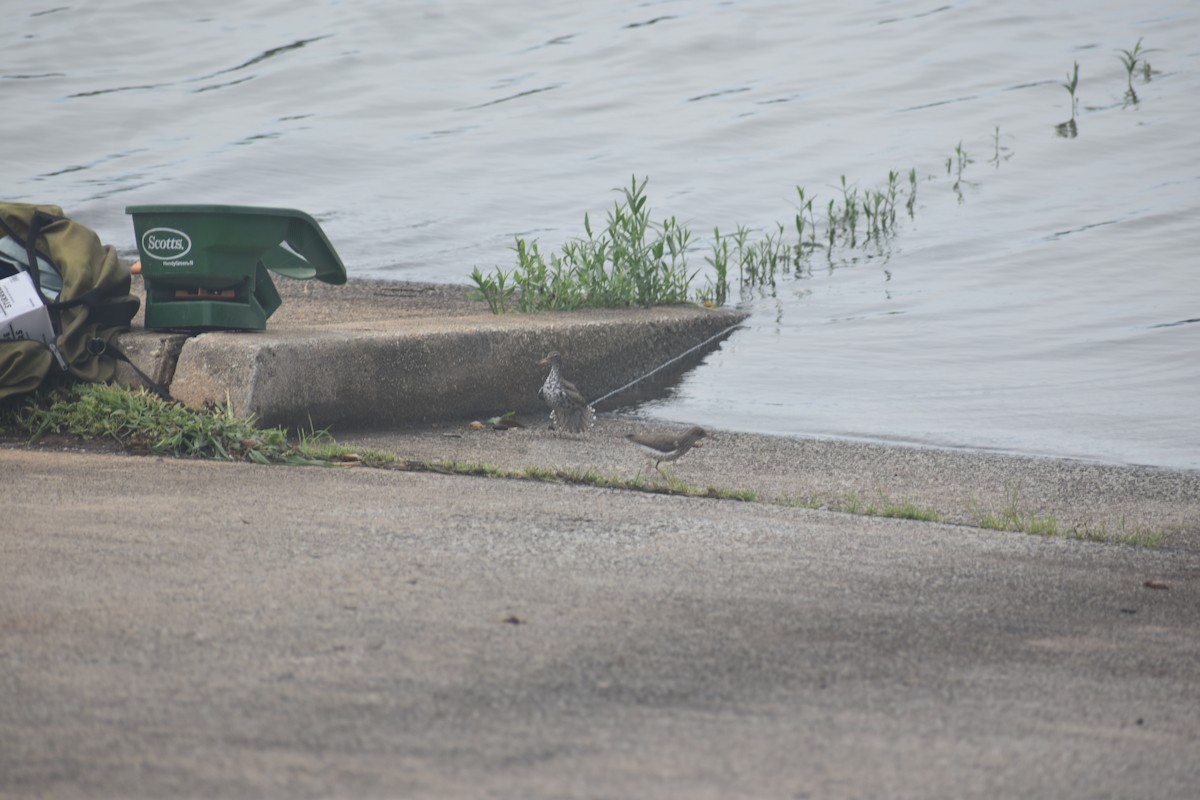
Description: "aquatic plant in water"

(469, 176), (695, 313)
(946, 142), (973, 200)
(1062, 61), (1080, 119)
(988, 126), (1012, 169)
(696, 168), (915, 304)
(1117, 38), (1159, 105)
(1054, 61), (1081, 139)
(471, 128), (1021, 312)
(471, 168), (925, 312)
(1052, 40), (1161, 134)
(469, 41), (1173, 313)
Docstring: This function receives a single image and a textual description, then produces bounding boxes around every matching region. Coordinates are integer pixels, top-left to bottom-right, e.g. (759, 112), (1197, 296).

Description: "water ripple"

(626, 16), (677, 29)
(68, 36), (330, 98)
(460, 85), (562, 110)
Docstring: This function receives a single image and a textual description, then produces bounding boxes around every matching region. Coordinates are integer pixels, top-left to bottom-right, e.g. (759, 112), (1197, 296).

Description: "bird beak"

(536, 355), (549, 366)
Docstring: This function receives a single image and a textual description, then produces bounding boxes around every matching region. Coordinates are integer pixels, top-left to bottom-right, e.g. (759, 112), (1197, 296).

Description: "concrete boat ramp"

(112, 276), (746, 428)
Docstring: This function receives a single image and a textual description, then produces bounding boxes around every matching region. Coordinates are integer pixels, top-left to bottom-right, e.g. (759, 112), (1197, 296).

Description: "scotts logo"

(141, 227), (192, 260)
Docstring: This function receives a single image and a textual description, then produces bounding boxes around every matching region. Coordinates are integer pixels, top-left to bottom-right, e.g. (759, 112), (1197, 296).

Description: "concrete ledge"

(112, 278), (745, 428)
(168, 308), (743, 428)
(112, 330), (189, 390)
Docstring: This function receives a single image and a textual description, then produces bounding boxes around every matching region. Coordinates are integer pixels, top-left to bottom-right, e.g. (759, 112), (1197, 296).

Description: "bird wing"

(561, 379), (588, 407)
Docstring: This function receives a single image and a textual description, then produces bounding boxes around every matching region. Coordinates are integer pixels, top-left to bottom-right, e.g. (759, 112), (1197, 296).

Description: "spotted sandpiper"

(625, 426), (710, 474)
(537, 351), (595, 434)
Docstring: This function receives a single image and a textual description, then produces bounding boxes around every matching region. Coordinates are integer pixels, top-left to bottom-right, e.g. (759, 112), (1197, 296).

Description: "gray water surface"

(7, 0), (1199, 467)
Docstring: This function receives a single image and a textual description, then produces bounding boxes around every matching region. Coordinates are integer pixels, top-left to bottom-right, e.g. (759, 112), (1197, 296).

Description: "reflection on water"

(1055, 118), (1079, 139)
(5, 0), (1199, 468)
(593, 331), (734, 414)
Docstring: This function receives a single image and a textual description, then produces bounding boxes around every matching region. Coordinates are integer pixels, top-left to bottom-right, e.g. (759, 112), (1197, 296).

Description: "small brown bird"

(625, 426), (710, 474)
(537, 351), (595, 434)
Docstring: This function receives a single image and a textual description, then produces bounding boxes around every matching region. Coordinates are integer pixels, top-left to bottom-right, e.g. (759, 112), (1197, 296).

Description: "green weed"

(988, 126), (1012, 169)
(831, 490), (942, 522)
(1062, 60), (1080, 118)
(471, 176), (697, 313)
(946, 141), (973, 197)
(0, 383), (400, 467)
(1117, 38), (1159, 103)
(472, 163), (932, 312)
(967, 485), (1165, 547)
(467, 266), (516, 314)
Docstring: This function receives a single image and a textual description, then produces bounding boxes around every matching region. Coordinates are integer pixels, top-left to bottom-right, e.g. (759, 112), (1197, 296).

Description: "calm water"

(7, 0), (1199, 468)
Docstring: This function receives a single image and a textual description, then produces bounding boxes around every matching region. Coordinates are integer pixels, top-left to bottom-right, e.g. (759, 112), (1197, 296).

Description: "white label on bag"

(0, 270), (56, 345)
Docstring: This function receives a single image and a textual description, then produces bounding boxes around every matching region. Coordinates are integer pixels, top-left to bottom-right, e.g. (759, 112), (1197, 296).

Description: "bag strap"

(0, 209), (60, 306)
(51, 286), (140, 329)
(86, 337), (173, 401)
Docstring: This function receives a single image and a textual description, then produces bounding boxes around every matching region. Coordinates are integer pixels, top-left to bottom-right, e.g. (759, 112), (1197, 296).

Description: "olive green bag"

(0, 202), (142, 401)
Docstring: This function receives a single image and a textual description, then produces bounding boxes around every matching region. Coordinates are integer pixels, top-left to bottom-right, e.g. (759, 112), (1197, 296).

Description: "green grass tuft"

(3, 385), (1170, 550)
(831, 490), (942, 522)
(968, 486), (1166, 548)
(0, 383), (394, 467)
(6, 383), (284, 463)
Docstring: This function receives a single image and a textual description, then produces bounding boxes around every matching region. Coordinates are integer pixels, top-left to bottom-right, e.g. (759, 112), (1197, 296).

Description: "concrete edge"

(114, 306), (747, 429)
(112, 331), (189, 390)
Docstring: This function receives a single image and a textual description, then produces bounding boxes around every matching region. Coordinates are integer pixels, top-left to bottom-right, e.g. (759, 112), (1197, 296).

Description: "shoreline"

(7, 413), (1197, 553)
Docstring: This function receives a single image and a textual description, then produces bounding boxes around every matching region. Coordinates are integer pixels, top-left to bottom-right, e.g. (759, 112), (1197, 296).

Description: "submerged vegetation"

(470, 38), (1163, 309)
(1056, 37), (1162, 136)
(471, 167), (926, 314)
(1063, 60), (1081, 119)
(1117, 37), (1158, 105)
(1056, 60), (1081, 138)
(705, 168), (913, 304)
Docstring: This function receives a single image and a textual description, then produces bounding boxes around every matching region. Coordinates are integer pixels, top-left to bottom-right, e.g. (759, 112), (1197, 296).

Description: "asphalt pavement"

(3, 425), (1198, 799)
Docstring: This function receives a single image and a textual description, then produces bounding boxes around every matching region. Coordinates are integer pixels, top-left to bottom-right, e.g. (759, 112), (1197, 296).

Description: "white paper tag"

(0, 270), (56, 346)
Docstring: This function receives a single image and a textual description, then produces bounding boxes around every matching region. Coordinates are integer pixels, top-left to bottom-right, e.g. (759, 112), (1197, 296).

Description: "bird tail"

(563, 405), (596, 434)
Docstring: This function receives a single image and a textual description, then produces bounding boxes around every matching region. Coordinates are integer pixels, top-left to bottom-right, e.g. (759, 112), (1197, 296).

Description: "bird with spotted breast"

(537, 351), (595, 434)
(625, 426), (710, 476)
